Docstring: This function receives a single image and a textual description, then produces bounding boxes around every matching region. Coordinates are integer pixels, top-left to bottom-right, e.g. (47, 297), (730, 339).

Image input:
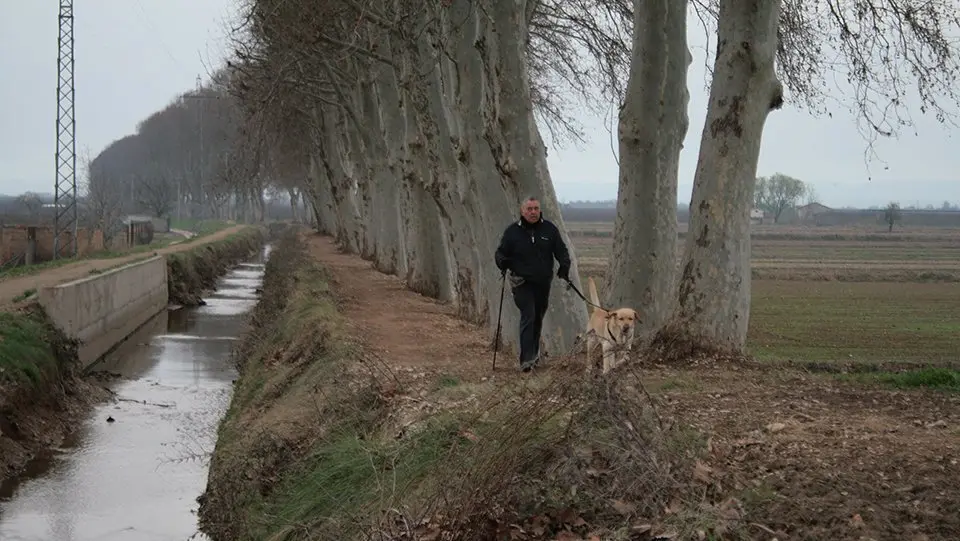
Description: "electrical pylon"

(53, 0), (78, 259)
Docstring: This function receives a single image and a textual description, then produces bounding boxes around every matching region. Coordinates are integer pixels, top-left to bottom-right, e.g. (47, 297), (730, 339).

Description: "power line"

(53, 0), (78, 259)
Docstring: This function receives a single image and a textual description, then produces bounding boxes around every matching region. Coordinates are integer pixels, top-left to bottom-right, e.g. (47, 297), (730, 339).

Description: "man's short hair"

(522, 195), (539, 204)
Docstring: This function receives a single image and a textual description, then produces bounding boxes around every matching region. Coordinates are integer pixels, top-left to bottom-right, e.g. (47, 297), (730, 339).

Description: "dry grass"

(368, 359), (733, 541)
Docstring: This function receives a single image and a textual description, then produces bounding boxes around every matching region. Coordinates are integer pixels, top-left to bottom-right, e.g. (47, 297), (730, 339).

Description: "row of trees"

(126, 0), (959, 358)
(84, 79), (311, 241)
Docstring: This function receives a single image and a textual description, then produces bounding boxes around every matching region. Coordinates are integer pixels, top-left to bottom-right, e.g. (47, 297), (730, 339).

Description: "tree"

(16, 192), (44, 222)
(884, 202), (902, 232)
(82, 149), (125, 243)
(604, 0), (691, 334)
(635, 0), (960, 357)
(136, 167), (177, 218)
(87, 75), (252, 223)
(210, 0), (651, 357)
(658, 0), (784, 355)
(754, 173), (808, 223)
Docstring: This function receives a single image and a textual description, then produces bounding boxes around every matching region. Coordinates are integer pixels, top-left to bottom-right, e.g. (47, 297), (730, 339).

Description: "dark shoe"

(519, 355), (540, 373)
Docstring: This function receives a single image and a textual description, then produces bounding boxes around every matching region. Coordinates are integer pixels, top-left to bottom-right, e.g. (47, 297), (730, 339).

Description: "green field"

(569, 222), (960, 365)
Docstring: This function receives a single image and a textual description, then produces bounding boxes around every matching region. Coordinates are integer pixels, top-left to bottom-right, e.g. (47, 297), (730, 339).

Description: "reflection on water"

(0, 244), (271, 541)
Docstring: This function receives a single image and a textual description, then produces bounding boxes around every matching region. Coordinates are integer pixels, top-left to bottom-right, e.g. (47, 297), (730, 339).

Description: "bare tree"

(641, 0), (960, 356)
(884, 201), (902, 232)
(603, 0), (691, 335)
(210, 0), (648, 357)
(16, 192), (43, 222)
(82, 150), (126, 243)
(136, 168), (177, 218)
(755, 173), (808, 223)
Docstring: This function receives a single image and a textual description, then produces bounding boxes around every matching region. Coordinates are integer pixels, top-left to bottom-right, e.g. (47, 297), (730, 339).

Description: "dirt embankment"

(0, 226), (267, 483)
(201, 229), (960, 541)
(167, 227), (266, 306)
(199, 230), (713, 541)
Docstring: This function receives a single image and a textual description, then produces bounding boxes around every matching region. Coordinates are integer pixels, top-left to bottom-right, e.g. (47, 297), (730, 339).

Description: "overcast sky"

(1, 2), (957, 209)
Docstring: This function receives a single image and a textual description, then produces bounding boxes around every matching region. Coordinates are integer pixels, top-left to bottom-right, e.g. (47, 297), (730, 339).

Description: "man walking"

(494, 196), (572, 372)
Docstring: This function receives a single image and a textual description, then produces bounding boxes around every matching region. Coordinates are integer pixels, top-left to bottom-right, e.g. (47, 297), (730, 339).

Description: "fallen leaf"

(610, 499), (636, 515)
(719, 497), (742, 521)
(850, 513), (865, 528)
(693, 460), (713, 484)
(765, 422), (787, 433)
(557, 507), (580, 525)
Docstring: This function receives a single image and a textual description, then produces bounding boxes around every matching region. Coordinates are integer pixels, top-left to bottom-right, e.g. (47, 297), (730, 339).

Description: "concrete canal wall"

(38, 256), (168, 367)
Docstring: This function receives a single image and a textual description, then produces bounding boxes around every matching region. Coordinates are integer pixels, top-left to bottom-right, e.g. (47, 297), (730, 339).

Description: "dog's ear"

(606, 311), (616, 320)
(633, 309), (641, 321)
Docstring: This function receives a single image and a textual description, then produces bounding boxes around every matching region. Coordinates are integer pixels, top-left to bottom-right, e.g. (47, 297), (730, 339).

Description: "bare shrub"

(379, 364), (722, 540)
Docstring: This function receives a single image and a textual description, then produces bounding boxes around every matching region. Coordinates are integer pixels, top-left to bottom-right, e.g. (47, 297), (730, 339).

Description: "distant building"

(750, 208), (765, 224)
(797, 202), (832, 222)
(123, 214), (170, 233)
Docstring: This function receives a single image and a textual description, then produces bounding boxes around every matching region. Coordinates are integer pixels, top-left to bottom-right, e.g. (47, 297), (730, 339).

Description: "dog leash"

(562, 279), (621, 343)
(563, 278), (609, 312)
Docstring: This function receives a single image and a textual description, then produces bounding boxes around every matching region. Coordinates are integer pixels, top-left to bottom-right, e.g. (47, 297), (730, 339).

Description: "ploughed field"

(569, 223), (960, 365)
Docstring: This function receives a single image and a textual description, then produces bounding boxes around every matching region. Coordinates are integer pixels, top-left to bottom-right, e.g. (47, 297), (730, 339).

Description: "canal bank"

(0, 227), (265, 483)
(0, 242), (272, 540)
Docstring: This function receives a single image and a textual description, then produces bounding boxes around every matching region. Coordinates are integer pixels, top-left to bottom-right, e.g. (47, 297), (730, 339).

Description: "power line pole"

(53, 0), (79, 260)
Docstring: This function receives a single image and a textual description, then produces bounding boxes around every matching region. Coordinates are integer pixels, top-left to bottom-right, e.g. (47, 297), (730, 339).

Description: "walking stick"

(492, 272), (506, 371)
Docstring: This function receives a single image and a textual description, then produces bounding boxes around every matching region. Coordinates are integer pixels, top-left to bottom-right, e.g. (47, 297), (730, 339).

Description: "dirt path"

(0, 225), (250, 308)
(308, 235), (496, 382)
(307, 233), (960, 540)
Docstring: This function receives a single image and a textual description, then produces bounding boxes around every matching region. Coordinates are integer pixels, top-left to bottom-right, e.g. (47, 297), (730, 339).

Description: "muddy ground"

(0, 228), (266, 484)
(303, 233), (959, 540)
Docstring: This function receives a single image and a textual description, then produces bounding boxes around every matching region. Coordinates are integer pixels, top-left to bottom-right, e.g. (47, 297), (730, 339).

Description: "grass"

(568, 224), (960, 366)
(0, 235), (178, 280)
(170, 218), (233, 237)
(0, 309), (66, 386)
(747, 280), (960, 364)
(0, 219), (237, 281)
(252, 416), (462, 540)
(839, 367), (960, 392)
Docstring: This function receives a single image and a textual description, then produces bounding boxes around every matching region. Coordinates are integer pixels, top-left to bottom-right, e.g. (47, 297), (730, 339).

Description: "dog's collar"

(605, 317), (623, 343)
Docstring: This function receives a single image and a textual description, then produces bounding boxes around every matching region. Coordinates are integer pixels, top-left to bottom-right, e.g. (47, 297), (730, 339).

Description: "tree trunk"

(287, 187), (299, 223)
(337, 98), (375, 258)
(670, 0), (784, 353)
(317, 108), (361, 253)
(606, 0), (691, 336)
(362, 69), (404, 275)
(306, 112), (339, 235)
(375, 42), (410, 279)
(436, 0), (588, 355)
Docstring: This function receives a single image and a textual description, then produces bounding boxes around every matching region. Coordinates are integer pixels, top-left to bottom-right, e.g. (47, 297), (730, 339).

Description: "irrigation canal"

(0, 244), (272, 540)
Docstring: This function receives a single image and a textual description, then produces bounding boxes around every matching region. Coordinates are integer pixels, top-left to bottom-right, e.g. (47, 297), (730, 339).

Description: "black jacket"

(495, 216), (571, 283)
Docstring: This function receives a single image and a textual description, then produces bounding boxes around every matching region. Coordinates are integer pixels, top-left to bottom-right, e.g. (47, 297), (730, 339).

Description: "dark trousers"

(511, 279), (551, 365)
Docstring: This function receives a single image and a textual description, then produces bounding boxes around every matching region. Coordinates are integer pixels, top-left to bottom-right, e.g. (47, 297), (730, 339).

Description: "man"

(494, 196), (572, 372)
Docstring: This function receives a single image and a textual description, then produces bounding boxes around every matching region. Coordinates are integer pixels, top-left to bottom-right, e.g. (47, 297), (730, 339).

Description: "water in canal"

(0, 244), (272, 541)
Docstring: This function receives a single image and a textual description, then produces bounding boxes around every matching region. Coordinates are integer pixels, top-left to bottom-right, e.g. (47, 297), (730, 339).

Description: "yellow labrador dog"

(585, 277), (639, 374)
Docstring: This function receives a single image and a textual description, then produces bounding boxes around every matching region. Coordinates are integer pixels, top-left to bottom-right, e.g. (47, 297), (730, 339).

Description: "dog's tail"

(587, 276), (601, 310)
